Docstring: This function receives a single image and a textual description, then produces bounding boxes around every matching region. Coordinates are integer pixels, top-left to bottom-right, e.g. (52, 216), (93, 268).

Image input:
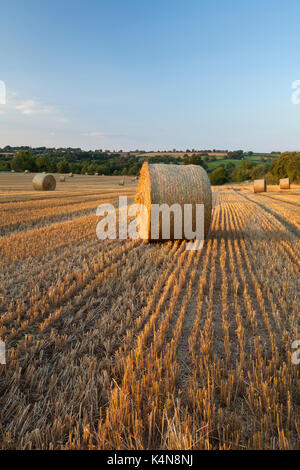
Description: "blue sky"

(1, 0), (300, 151)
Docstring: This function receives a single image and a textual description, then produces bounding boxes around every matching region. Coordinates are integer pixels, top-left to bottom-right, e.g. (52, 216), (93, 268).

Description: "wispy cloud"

(15, 99), (55, 115)
(82, 131), (127, 137)
(0, 90), (68, 122)
(82, 131), (106, 137)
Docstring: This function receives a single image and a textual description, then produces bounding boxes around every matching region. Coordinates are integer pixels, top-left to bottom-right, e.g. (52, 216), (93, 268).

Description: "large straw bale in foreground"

(253, 179), (266, 193)
(136, 163), (212, 240)
(32, 174), (56, 191)
(279, 177), (290, 189)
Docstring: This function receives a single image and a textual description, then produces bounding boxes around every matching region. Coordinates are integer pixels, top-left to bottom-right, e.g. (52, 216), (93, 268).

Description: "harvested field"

(0, 174), (299, 450)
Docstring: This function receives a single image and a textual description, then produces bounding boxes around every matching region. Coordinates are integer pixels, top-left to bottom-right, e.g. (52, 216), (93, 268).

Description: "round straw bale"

(136, 163), (212, 240)
(279, 177), (290, 189)
(32, 173), (56, 191)
(24, 169), (29, 173)
(119, 179), (125, 186)
(253, 179), (266, 193)
(59, 175), (66, 182)
(69, 173), (74, 177)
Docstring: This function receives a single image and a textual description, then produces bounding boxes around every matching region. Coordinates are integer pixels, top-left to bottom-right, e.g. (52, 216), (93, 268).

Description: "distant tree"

(209, 167), (228, 185)
(48, 159), (57, 173)
(250, 164), (268, 180)
(10, 154), (23, 172)
(183, 153), (207, 169)
(81, 163), (88, 175)
(87, 163), (96, 174)
(232, 160), (256, 182)
(57, 159), (70, 173)
(69, 162), (81, 174)
(227, 150), (244, 160)
(265, 172), (278, 185)
(270, 152), (300, 182)
(36, 155), (51, 172)
(11, 151), (37, 172)
(225, 162), (235, 172)
(286, 155), (300, 182)
(0, 160), (10, 171)
(128, 164), (140, 175)
(183, 154), (189, 165)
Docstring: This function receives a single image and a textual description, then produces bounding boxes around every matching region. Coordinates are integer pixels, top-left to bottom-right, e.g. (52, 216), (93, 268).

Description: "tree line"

(209, 152), (300, 185)
(0, 147), (298, 184)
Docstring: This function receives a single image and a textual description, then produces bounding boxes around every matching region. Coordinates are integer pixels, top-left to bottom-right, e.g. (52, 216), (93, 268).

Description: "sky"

(1, 0), (300, 152)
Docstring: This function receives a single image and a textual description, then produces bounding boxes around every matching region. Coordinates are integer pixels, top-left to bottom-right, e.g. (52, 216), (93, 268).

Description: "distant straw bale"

(279, 178), (290, 189)
(32, 173), (56, 191)
(253, 179), (266, 193)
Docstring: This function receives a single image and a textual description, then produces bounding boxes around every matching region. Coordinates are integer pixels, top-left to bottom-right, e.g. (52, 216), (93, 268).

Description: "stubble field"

(0, 173), (299, 449)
